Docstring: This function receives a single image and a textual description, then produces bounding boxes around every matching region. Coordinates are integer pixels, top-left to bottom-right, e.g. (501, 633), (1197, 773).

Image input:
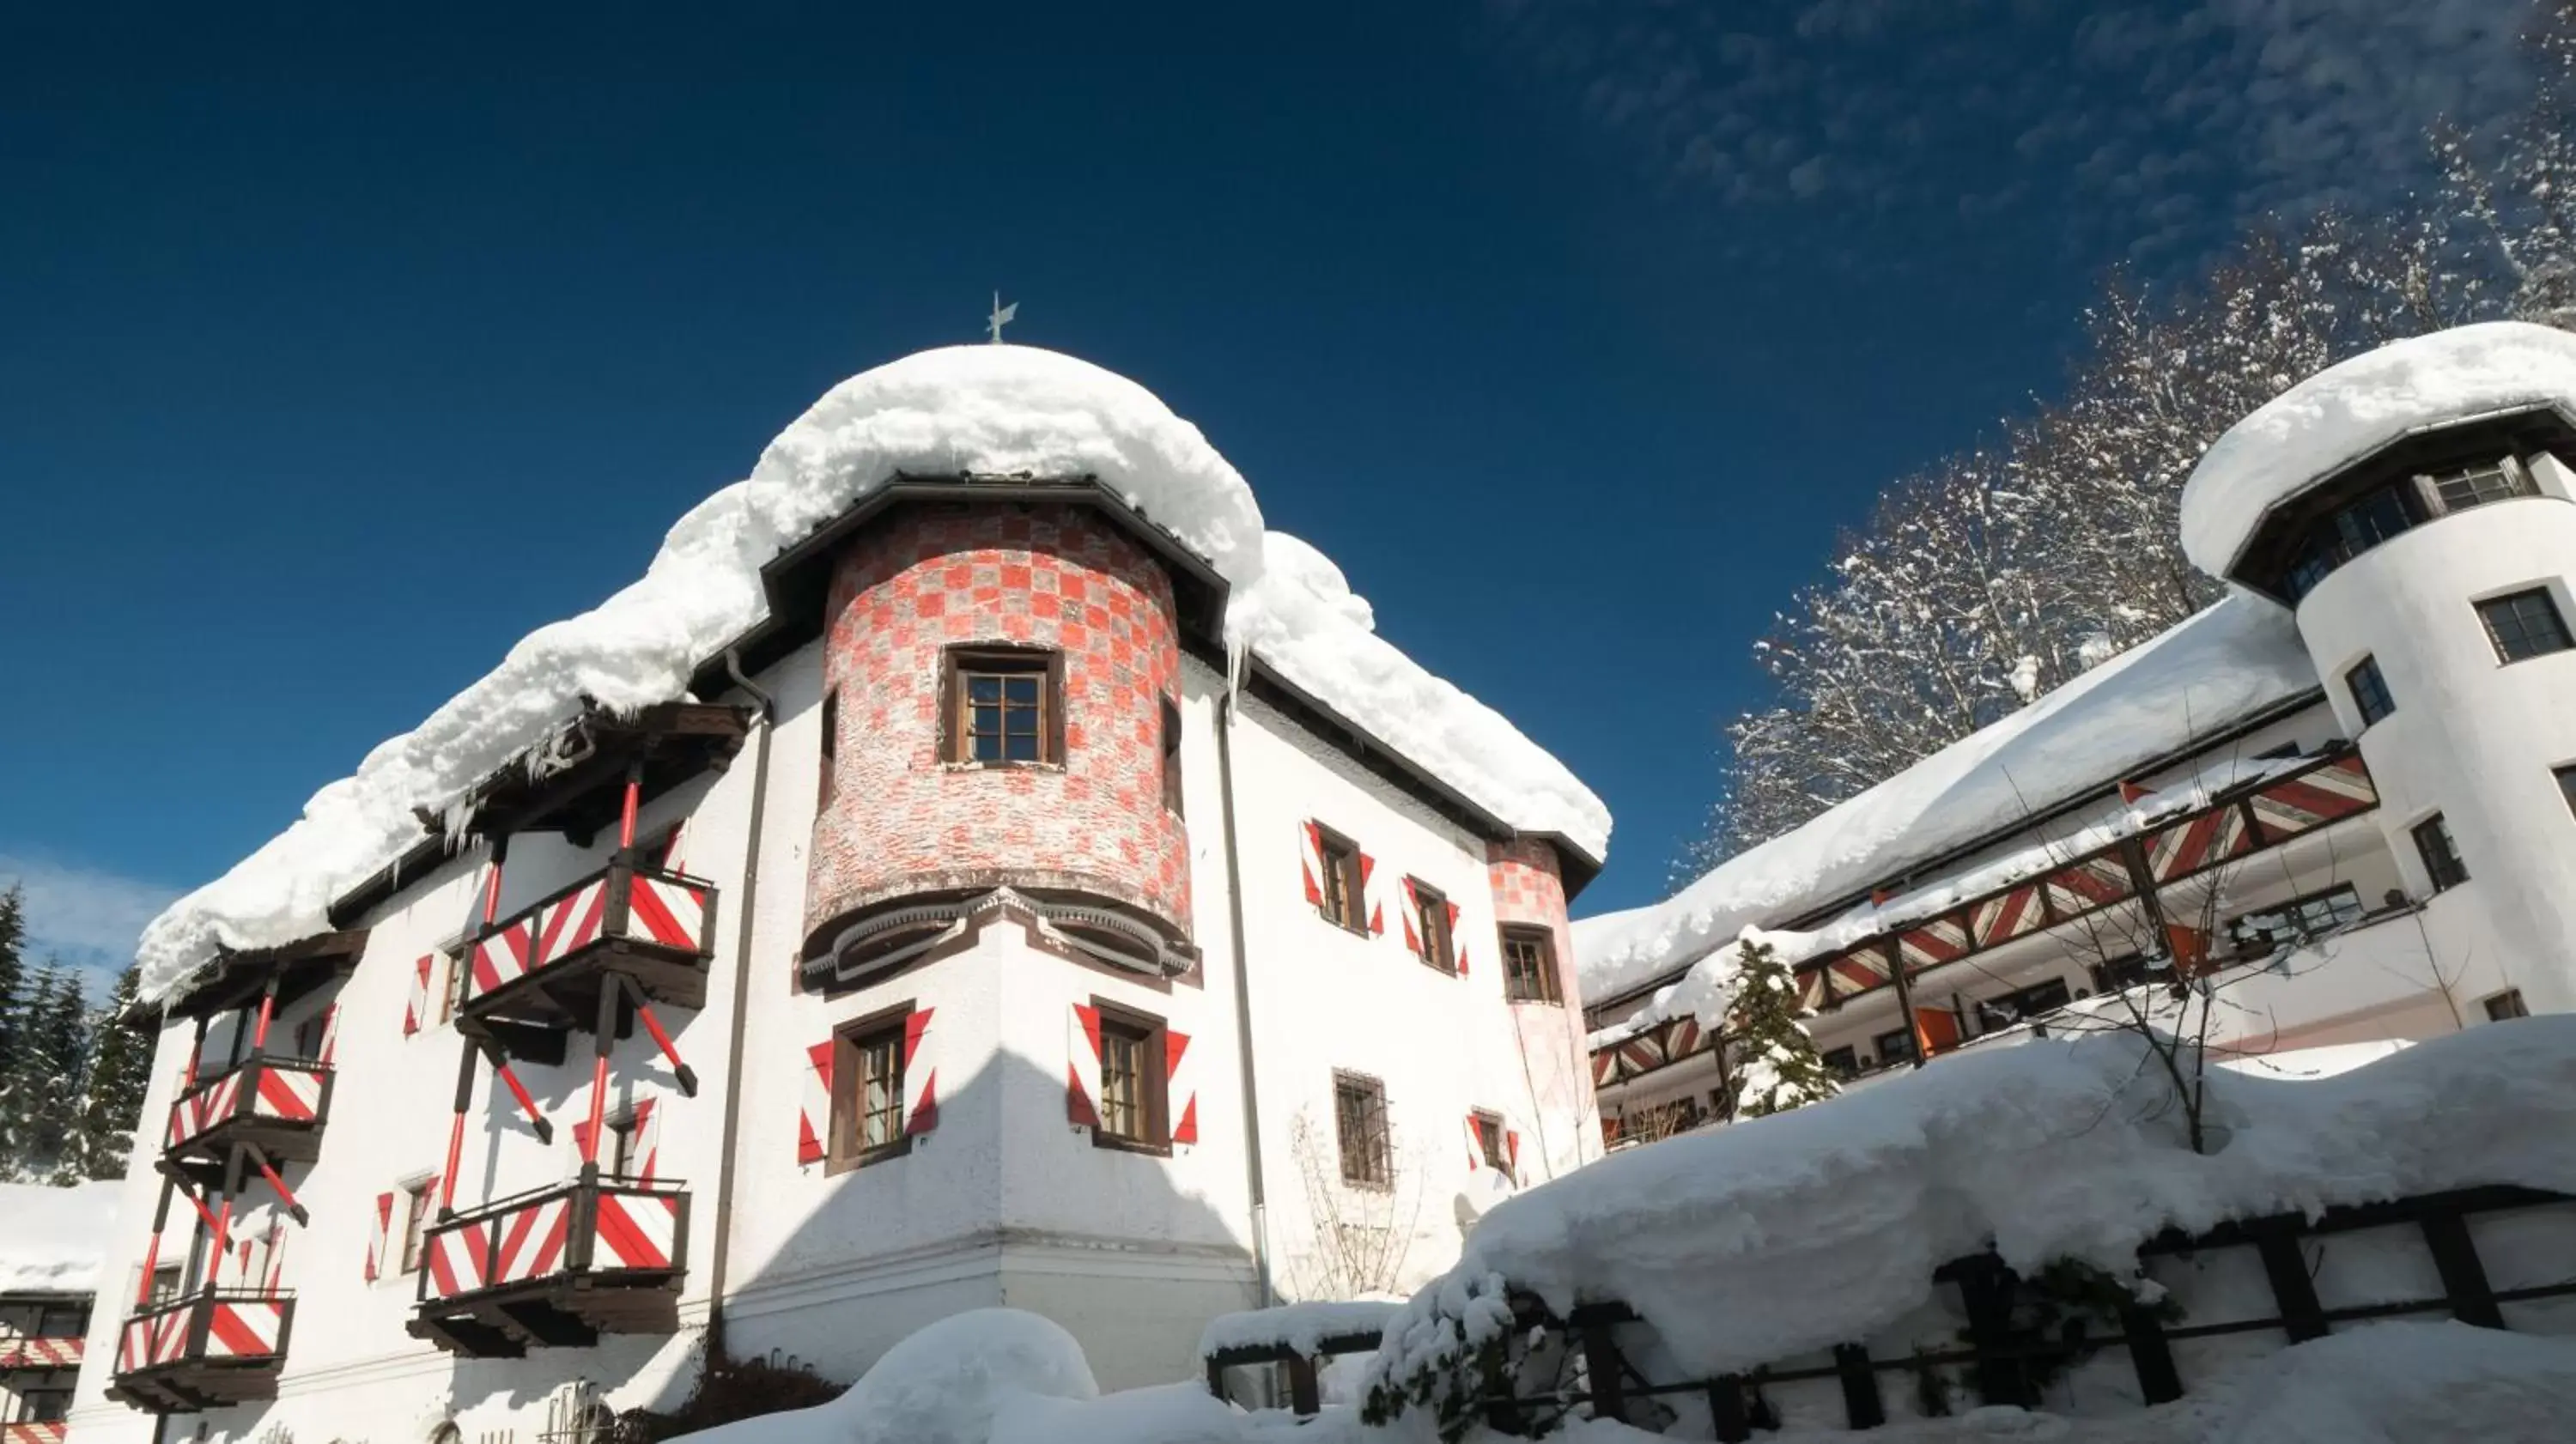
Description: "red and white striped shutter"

(902, 1008), (939, 1136)
(1165, 1027), (1198, 1146)
(1358, 850), (1384, 935)
(263, 1220), (289, 1293)
(1066, 1004), (1103, 1128)
(403, 955), (434, 1036)
(316, 1004), (340, 1065)
(1506, 1129), (1522, 1180)
(1297, 822), (1327, 907)
(632, 1097), (662, 1181)
(1399, 878), (1425, 958)
(1448, 900), (1467, 974)
(660, 820), (688, 873)
(1461, 1114), (1484, 1170)
(797, 1042), (833, 1165)
(363, 1192), (393, 1281)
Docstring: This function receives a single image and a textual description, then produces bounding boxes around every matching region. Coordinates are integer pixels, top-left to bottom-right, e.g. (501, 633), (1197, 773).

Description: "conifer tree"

(1728, 938), (1840, 1119)
(0, 886), (26, 1089)
(2, 965), (88, 1180)
(77, 964), (153, 1180)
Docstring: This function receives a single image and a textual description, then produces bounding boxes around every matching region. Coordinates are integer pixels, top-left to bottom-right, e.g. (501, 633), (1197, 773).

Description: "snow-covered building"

(2, 1184), (120, 1444)
(1583, 321), (2576, 1144)
(64, 346), (1608, 1443)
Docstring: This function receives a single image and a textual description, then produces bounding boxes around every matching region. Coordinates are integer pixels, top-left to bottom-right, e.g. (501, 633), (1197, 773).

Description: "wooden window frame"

(2412, 814), (2470, 893)
(2476, 587), (2574, 664)
(399, 1180), (435, 1275)
(1315, 826), (1367, 935)
(1089, 998), (1172, 1156)
(1160, 695), (1184, 816)
(2557, 763), (2576, 821)
(1332, 1069), (1394, 1191)
(818, 689), (840, 807)
(603, 1107), (643, 1180)
(1410, 878), (1455, 974)
(1471, 1108), (1510, 1180)
(2346, 655), (2395, 728)
(829, 1002), (916, 1173)
(2483, 987), (2530, 1022)
(1499, 924), (1562, 1004)
(938, 645), (1066, 768)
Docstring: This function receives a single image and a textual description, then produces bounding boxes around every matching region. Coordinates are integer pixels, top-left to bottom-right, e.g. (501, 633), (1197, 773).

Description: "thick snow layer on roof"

(0, 1181), (122, 1294)
(1574, 593), (2314, 1004)
(2180, 321), (2576, 578)
(1368, 1016), (2576, 1392)
(136, 345), (1609, 1002)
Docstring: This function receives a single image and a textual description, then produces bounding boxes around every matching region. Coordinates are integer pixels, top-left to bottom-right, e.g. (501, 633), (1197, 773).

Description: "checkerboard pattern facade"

(1488, 838), (1578, 1003)
(803, 505), (1193, 948)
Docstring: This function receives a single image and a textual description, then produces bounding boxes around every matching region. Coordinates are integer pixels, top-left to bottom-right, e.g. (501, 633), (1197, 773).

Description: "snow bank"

(2180, 321), (2576, 579)
(1368, 1018), (2576, 1388)
(0, 1180), (123, 1293)
(135, 345), (1610, 1001)
(670, 1308), (1096, 1444)
(1199, 1299), (1400, 1358)
(1574, 594), (2313, 1004)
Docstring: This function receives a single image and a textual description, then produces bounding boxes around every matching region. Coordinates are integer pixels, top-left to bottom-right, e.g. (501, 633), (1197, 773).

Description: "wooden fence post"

(1285, 1351), (1321, 1416)
(1578, 1317), (1629, 1424)
(2251, 1220), (2328, 1343)
(1949, 1254), (2035, 1408)
(1832, 1344), (1885, 1429)
(2118, 1301), (2183, 1405)
(1707, 1376), (1750, 1444)
(2420, 1210), (2505, 1329)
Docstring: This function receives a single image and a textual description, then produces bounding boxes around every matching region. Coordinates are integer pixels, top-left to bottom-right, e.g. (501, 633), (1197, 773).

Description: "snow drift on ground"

(0, 1180), (123, 1292)
(2180, 320), (2576, 577)
(134, 345), (1610, 1001)
(1573, 593), (2313, 1004)
(1369, 1017), (2576, 1391)
(670, 1308), (1097, 1444)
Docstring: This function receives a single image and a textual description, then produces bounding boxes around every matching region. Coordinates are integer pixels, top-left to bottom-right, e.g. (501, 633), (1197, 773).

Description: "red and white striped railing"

(0, 1335), (83, 1368)
(416, 1177), (688, 1306)
(3, 1422), (70, 1444)
(464, 859), (716, 1010)
(112, 1289), (293, 1378)
(164, 1055), (333, 1158)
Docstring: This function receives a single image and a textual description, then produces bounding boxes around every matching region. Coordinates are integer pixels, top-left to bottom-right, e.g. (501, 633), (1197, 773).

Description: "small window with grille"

(2428, 458), (2533, 513)
(1500, 925), (1562, 1004)
(2346, 655), (2395, 727)
(2477, 588), (2573, 664)
(2484, 988), (2530, 1022)
(1472, 1109), (1511, 1180)
(2412, 815), (2470, 893)
(1334, 1071), (1393, 1189)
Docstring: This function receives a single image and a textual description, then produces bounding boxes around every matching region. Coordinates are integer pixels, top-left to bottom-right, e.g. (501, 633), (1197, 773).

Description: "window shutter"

(1298, 822), (1326, 906)
(903, 1008), (939, 1136)
(1462, 1113), (1483, 1170)
(1506, 1129), (1522, 1180)
(659, 821), (688, 873)
(1398, 878), (1424, 958)
(1066, 1004), (1103, 1129)
(798, 1041), (833, 1165)
(1358, 851), (1383, 935)
(1448, 900), (1467, 974)
(403, 955), (434, 1036)
(315, 1004), (340, 1065)
(1165, 1028), (1198, 1146)
(633, 1097), (661, 1181)
(364, 1192), (393, 1281)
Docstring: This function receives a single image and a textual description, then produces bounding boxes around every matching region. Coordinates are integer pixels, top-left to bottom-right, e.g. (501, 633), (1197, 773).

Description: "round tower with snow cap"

(2180, 320), (2576, 1015)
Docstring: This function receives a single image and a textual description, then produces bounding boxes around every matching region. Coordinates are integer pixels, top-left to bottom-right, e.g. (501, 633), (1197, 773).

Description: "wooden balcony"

(462, 859), (717, 1034)
(3, 1424), (68, 1444)
(162, 1054), (334, 1171)
(106, 1289), (292, 1413)
(408, 1177), (688, 1358)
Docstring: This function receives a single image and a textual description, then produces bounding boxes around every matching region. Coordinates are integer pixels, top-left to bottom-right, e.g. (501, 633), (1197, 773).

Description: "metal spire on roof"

(987, 291), (1018, 343)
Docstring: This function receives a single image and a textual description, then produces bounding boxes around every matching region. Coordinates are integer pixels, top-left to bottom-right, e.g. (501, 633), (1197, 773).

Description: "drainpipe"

(703, 648), (777, 1358)
(1214, 689), (1274, 1307)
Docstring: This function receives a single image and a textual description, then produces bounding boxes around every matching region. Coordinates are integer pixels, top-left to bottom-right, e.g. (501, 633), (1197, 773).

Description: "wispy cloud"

(1486, 0), (2537, 270)
(0, 852), (178, 989)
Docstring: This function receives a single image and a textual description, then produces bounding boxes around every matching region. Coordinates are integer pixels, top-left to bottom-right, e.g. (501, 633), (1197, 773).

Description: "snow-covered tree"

(76, 964), (152, 1180)
(1727, 939), (1839, 1119)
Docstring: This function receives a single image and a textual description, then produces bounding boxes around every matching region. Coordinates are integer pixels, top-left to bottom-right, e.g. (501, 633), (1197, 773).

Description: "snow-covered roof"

(1573, 592), (2317, 1004)
(2180, 321), (2576, 579)
(136, 345), (1612, 1003)
(0, 1181), (122, 1295)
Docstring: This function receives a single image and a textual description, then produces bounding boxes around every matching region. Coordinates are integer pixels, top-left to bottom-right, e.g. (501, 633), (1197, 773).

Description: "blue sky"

(0, 2), (2535, 989)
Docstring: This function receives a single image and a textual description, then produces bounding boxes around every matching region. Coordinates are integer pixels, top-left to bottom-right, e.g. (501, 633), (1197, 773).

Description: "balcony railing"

(106, 1289), (292, 1413)
(0, 1334), (82, 1369)
(163, 1054), (334, 1166)
(463, 859), (718, 1026)
(3, 1423), (68, 1444)
(409, 1175), (688, 1357)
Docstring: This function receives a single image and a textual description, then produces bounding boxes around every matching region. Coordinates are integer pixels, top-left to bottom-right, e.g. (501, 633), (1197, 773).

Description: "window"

(1500, 925), (1563, 1004)
(1974, 977), (2072, 1032)
(2483, 988), (2530, 1022)
(2413, 815), (2470, 892)
(148, 1264), (182, 1304)
(400, 1180), (435, 1274)
(604, 1112), (642, 1179)
(1471, 1110), (1510, 1180)
(2091, 953), (2154, 993)
(1410, 880), (1455, 974)
(2478, 588), (2573, 664)
(2346, 656), (2395, 727)
(2561, 763), (2576, 819)
(1333, 1071), (1392, 1188)
(1160, 696), (1184, 816)
(1315, 828), (1366, 933)
(1820, 1046), (1860, 1081)
(940, 647), (1062, 765)
(1091, 1003), (1170, 1150)
(15, 1380), (73, 1423)
(831, 1006), (914, 1168)
(818, 689), (839, 806)
(2225, 885), (2366, 956)
(2429, 458), (2532, 513)
(1872, 1027), (1917, 1069)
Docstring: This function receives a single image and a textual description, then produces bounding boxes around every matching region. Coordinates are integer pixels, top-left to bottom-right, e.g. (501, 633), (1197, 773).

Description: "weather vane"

(987, 291), (1018, 343)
